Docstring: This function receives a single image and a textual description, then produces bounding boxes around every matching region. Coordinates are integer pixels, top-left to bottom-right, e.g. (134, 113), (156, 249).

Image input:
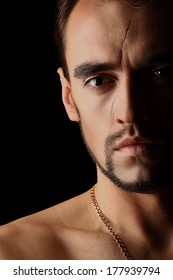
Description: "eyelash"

(151, 66), (173, 80)
(82, 66), (173, 92)
(84, 75), (116, 92)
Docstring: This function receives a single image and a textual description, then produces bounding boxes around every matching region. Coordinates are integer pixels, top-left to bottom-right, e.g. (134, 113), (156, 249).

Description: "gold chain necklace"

(90, 185), (133, 260)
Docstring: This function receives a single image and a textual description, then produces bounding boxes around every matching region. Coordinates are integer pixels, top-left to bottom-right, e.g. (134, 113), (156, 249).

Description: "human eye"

(84, 75), (116, 93)
(151, 66), (173, 80)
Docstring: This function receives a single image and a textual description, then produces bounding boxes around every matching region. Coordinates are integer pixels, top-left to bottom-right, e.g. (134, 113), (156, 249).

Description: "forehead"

(65, 0), (173, 70)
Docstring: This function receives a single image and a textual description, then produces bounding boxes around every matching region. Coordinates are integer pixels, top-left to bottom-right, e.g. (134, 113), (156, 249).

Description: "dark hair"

(54, 0), (151, 80)
(54, 0), (80, 80)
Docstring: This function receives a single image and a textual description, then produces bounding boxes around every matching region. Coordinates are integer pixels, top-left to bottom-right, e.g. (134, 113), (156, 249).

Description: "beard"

(78, 122), (173, 193)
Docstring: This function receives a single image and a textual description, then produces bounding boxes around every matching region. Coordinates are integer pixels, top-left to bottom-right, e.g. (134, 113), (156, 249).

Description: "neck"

(95, 171), (173, 258)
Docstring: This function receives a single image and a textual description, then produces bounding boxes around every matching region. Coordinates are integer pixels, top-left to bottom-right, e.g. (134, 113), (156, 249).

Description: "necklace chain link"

(90, 185), (133, 260)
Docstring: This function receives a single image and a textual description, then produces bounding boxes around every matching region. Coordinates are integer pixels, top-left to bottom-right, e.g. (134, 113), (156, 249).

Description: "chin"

(109, 167), (173, 193)
(101, 162), (173, 193)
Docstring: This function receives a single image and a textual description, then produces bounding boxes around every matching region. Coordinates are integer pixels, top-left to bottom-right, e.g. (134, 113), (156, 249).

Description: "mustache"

(105, 124), (166, 148)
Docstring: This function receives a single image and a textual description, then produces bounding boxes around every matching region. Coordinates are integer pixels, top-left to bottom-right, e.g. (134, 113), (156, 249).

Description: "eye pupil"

(155, 70), (162, 77)
(154, 68), (170, 78)
(94, 77), (104, 86)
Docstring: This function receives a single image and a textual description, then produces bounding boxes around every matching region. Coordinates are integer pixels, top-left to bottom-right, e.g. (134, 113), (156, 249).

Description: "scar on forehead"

(110, 21), (130, 118)
(120, 21), (131, 65)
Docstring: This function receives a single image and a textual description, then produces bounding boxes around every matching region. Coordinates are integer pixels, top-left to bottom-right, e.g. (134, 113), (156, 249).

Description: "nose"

(113, 73), (148, 124)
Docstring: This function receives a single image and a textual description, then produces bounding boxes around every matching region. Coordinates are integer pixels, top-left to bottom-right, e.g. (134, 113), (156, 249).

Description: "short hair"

(54, 0), (151, 80)
(54, 0), (79, 80)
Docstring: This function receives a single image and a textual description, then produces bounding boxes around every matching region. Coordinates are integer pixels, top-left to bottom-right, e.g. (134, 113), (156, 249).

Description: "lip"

(114, 138), (155, 156)
(115, 138), (154, 150)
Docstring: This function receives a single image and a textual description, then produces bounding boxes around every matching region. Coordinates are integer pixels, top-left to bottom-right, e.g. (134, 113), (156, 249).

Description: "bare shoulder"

(0, 189), (122, 260)
(0, 190), (91, 259)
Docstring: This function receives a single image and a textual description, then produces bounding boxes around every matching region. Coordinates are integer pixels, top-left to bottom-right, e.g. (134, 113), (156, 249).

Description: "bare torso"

(0, 188), (173, 260)
(0, 190), (123, 260)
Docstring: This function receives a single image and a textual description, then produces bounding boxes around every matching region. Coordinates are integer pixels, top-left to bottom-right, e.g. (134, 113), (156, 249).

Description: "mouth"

(114, 137), (156, 157)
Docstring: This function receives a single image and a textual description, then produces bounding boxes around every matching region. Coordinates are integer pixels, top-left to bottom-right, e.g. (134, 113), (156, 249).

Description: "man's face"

(62, 0), (173, 192)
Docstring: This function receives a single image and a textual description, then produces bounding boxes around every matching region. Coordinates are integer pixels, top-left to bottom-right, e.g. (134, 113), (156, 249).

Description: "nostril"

(117, 118), (125, 124)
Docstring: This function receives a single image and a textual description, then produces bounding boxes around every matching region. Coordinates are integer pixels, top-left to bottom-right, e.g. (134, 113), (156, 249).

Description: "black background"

(1, 1), (96, 225)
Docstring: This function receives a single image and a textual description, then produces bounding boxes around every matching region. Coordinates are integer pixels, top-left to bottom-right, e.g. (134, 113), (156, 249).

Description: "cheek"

(70, 84), (116, 160)
(80, 113), (106, 156)
(78, 106), (111, 165)
(71, 83), (114, 122)
(155, 91), (173, 126)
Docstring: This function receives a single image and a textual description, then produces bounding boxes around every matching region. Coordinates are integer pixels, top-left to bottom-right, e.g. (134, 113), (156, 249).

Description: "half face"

(60, 0), (173, 192)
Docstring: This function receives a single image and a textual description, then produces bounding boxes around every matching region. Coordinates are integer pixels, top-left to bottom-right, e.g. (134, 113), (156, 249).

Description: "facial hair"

(78, 122), (173, 193)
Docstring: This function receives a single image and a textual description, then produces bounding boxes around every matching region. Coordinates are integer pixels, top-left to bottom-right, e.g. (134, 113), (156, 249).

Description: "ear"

(57, 67), (80, 122)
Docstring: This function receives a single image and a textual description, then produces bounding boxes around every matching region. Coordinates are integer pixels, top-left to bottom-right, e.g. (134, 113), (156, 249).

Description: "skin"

(0, 0), (173, 260)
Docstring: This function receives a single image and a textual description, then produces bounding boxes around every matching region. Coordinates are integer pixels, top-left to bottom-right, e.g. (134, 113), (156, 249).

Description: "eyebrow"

(73, 51), (173, 79)
(74, 62), (117, 79)
(138, 50), (173, 67)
